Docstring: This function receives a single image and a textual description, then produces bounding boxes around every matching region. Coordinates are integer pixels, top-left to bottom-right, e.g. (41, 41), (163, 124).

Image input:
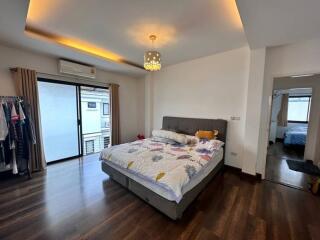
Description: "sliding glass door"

(37, 78), (110, 163)
(38, 80), (81, 162)
(80, 86), (110, 155)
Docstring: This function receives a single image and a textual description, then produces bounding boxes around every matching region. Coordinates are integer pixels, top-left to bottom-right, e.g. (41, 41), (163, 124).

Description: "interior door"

(38, 79), (81, 162)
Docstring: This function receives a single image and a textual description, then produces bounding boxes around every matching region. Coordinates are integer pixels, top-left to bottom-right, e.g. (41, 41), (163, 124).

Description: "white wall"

(0, 44), (143, 143)
(143, 73), (153, 137)
(269, 94), (282, 143)
(137, 77), (146, 136)
(144, 47), (251, 168)
(242, 48), (266, 175)
(258, 38), (320, 174)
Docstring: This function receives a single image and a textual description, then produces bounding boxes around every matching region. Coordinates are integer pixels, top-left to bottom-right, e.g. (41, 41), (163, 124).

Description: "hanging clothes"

(18, 102), (26, 122)
(15, 101), (29, 173)
(0, 103), (8, 167)
(11, 104), (19, 122)
(2, 103), (13, 166)
(0, 103), (8, 141)
(0, 97), (33, 177)
(9, 102), (19, 174)
(22, 102), (36, 145)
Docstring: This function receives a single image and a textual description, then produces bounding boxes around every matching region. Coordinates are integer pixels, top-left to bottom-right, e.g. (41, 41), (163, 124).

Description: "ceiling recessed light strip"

(24, 25), (144, 70)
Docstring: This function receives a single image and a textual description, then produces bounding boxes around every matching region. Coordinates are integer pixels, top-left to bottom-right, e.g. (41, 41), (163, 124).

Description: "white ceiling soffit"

(236, 0), (320, 49)
(0, 0), (145, 77)
(0, 0), (247, 76)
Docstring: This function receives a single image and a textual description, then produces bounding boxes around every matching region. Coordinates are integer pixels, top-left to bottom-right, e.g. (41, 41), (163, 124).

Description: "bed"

(100, 116), (227, 219)
(284, 125), (308, 146)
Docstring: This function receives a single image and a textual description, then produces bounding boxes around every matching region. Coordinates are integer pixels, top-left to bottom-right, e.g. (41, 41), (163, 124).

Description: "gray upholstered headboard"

(162, 116), (228, 143)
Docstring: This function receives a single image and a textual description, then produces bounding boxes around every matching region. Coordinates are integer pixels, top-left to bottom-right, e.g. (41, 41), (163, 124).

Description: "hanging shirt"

(8, 103), (17, 143)
(18, 102), (26, 121)
(12, 142), (18, 174)
(0, 105), (8, 141)
(11, 104), (19, 122)
(22, 103), (36, 145)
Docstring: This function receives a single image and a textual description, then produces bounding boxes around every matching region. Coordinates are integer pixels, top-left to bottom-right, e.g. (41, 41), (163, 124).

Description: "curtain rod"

(0, 96), (23, 101)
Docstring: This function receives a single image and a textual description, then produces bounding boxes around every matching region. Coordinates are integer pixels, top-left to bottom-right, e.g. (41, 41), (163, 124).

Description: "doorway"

(266, 87), (312, 189)
(38, 78), (110, 163)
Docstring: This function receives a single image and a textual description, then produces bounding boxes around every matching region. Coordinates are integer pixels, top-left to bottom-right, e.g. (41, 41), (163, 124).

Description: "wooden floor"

(0, 154), (319, 240)
(266, 142), (310, 190)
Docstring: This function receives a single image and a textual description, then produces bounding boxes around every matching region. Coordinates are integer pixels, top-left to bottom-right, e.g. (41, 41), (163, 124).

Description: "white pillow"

(209, 139), (225, 149)
(152, 129), (188, 144)
(185, 134), (198, 144)
(196, 139), (224, 150)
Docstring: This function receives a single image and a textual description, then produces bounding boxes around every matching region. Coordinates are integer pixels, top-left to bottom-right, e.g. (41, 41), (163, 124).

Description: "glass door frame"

(37, 77), (109, 163)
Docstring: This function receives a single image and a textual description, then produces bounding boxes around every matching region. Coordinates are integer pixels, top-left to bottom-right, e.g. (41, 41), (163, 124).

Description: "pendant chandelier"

(144, 35), (161, 71)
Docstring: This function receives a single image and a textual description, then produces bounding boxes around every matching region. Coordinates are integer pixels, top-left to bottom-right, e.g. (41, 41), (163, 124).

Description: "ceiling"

(0, 0), (246, 77)
(0, 0), (319, 76)
(0, 0), (145, 77)
(236, 0), (320, 49)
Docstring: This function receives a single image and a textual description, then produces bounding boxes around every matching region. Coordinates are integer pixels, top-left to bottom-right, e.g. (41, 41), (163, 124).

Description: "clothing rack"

(0, 96), (23, 101)
(0, 96), (19, 173)
(0, 96), (31, 179)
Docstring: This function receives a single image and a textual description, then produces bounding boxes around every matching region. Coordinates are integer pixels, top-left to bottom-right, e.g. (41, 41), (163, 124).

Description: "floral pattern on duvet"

(100, 138), (223, 202)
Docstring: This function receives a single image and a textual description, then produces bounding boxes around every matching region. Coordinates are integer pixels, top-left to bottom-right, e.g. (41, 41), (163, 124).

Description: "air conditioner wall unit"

(59, 59), (96, 79)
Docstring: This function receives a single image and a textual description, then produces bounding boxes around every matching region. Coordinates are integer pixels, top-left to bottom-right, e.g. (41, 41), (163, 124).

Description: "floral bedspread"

(100, 138), (224, 202)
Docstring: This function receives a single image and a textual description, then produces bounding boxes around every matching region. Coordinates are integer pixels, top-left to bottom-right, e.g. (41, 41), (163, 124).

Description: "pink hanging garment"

(11, 104), (19, 122)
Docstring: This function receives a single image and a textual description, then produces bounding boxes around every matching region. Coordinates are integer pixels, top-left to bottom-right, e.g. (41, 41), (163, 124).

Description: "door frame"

(37, 77), (109, 163)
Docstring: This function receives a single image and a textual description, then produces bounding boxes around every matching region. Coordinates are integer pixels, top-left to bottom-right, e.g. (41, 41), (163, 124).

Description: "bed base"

(101, 160), (224, 220)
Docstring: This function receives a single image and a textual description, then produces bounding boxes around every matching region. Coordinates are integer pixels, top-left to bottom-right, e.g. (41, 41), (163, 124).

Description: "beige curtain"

(277, 94), (289, 127)
(110, 83), (120, 145)
(11, 68), (46, 172)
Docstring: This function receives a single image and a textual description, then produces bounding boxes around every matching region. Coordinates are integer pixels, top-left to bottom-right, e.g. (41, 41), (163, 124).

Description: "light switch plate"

(230, 116), (240, 120)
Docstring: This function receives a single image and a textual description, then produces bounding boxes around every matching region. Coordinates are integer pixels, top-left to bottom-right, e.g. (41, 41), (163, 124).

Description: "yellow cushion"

(195, 130), (219, 140)
(156, 172), (165, 181)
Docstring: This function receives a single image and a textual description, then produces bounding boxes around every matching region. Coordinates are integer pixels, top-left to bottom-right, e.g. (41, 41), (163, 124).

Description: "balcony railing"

(82, 129), (111, 155)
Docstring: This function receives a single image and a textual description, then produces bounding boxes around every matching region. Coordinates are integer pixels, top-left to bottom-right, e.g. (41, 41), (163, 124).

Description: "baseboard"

(276, 138), (284, 143)
(242, 170), (262, 181)
(256, 173), (262, 180)
(224, 165), (261, 181)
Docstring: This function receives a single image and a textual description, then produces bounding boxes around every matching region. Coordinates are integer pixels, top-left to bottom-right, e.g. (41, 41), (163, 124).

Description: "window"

(85, 140), (95, 154)
(87, 102), (96, 108)
(287, 96), (311, 123)
(104, 136), (110, 148)
(103, 103), (109, 115)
